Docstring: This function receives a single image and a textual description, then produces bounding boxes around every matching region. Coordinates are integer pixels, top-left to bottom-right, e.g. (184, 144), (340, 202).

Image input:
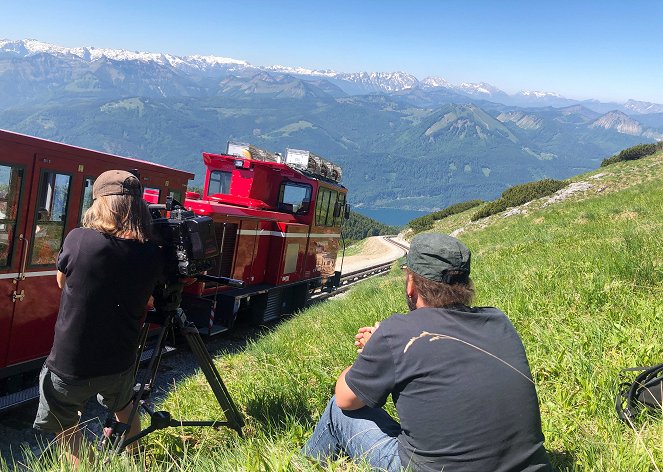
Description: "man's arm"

(56, 270), (66, 289)
(335, 366), (366, 410)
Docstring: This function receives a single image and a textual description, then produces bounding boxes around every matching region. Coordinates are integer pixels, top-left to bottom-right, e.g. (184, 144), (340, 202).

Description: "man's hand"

(354, 322), (380, 353)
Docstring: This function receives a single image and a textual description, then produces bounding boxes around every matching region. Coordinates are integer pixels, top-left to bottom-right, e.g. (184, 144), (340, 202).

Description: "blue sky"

(2, 0), (662, 103)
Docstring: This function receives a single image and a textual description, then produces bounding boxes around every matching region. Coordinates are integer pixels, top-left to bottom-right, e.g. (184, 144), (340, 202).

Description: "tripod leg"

(178, 310), (244, 435)
(107, 316), (175, 453)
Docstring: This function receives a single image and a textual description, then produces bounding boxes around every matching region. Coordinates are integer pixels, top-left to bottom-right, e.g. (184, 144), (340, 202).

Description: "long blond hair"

(82, 194), (152, 242)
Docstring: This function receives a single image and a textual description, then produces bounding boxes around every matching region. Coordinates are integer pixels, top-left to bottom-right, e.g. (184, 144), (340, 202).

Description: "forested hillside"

(342, 211), (398, 243)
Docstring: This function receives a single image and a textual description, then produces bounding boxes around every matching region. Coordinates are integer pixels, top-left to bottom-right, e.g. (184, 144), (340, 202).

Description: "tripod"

(101, 279), (244, 454)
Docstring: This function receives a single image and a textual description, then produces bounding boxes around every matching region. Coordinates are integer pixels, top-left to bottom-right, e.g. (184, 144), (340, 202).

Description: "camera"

(149, 197), (218, 279)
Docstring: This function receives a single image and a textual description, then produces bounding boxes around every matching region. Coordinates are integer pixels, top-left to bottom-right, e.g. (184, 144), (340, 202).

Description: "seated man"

(303, 233), (552, 471)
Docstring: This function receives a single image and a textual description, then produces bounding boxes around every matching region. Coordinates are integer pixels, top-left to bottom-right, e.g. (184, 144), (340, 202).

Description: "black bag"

(616, 362), (663, 422)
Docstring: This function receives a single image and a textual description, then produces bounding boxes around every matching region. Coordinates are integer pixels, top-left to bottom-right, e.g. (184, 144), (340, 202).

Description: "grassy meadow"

(6, 154), (662, 471)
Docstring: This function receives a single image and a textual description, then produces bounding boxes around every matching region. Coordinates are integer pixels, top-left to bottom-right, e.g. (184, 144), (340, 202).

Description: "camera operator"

(33, 170), (163, 466)
(303, 233), (552, 471)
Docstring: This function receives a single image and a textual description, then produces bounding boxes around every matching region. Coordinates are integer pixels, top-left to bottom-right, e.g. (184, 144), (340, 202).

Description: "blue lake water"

(355, 207), (429, 227)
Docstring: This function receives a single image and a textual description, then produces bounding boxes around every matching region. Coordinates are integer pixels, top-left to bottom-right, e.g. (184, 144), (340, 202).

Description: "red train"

(0, 131), (347, 409)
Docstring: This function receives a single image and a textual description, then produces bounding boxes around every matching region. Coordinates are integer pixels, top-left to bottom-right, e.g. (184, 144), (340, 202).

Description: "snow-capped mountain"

(2, 38), (663, 114)
(0, 38), (248, 69)
(421, 76), (453, 89)
(0, 38), (517, 99)
(518, 90), (563, 100)
(455, 81), (504, 97)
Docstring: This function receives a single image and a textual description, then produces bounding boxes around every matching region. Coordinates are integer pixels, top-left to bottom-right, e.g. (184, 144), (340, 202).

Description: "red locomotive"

(182, 142), (347, 332)
(0, 131), (347, 410)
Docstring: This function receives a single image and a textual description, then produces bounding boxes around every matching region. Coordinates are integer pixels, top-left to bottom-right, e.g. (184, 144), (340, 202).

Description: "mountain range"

(1, 38), (662, 211)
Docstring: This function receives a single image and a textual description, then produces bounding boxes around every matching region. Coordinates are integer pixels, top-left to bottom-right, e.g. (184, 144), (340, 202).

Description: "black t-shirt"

(46, 227), (163, 380)
(345, 306), (552, 472)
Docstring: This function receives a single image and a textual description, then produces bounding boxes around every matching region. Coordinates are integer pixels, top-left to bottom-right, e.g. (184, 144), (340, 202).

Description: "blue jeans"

(302, 396), (402, 471)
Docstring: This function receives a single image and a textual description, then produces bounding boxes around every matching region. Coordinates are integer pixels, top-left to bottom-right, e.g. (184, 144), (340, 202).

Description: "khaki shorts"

(33, 365), (136, 433)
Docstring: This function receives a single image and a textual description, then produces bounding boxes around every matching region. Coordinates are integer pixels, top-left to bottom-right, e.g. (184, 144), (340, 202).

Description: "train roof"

(203, 152), (346, 190)
(0, 128), (194, 179)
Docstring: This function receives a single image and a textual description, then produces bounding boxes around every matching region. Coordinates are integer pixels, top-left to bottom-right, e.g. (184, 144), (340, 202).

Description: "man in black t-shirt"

(303, 233), (552, 471)
(34, 170), (162, 466)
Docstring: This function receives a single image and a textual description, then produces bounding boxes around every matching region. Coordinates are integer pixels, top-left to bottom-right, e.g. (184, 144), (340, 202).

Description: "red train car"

(0, 129), (192, 408)
(182, 143), (348, 332)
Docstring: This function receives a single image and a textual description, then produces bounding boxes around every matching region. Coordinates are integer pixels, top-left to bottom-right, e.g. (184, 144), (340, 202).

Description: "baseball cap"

(406, 233), (471, 283)
(93, 170), (142, 199)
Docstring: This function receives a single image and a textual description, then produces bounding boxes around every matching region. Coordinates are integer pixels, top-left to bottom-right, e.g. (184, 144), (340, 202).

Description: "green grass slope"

(10, 154), (662, 471)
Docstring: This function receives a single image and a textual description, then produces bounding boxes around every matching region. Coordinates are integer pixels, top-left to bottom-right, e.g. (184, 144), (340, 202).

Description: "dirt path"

(336, 236), (408, 274)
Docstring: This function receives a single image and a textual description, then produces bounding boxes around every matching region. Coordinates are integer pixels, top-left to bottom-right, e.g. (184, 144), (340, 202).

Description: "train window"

(169, 190), (182, 203)
(315, 188), (338, 226)
(315, 188), (331, 226)
(30, 171), (71, 266)
(78, 177), (94, 224)
(0, 164), (24, 267)
(278, 183), (311, 214)
(334, 192), (346, 226)
(208, 170), (231, 195)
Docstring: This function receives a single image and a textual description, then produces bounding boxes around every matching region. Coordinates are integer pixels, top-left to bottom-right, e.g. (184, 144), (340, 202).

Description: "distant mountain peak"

(263, 64), (337, 77)
(591, 111), (642, 136)
(421, 76), (453, 88)
(518, 90), (563, 99)
(456, 81), (504, 96)
(623, 99), (663, 114)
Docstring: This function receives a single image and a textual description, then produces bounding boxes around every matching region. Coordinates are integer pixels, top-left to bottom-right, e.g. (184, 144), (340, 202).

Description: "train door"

(4, 152), (82, 366)
(0, 159), (28, 369)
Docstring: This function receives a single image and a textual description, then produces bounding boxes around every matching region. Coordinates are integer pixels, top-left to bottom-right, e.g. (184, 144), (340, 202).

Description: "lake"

(355, 207), (429, 227)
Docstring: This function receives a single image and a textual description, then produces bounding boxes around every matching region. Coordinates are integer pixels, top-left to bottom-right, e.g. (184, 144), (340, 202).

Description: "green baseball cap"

(406, 233), (471, 283)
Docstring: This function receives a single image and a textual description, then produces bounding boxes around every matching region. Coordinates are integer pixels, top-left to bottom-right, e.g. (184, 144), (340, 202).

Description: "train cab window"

(143, 187), (160, 204)
(30, 171), (71, 266)
(208, 170), (231, 195)
(78, 177), (94, 224)
(278, 182), (311, 214)
(0, 164), (24, 267)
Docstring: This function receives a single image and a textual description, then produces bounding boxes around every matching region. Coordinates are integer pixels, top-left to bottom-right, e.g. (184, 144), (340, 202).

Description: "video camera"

(149, 196), (218, 279)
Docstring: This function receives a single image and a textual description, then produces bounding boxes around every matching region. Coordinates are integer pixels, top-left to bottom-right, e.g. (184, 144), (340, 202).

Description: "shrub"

(471, 179), (566, 221)
(409, 199), (483, 233)
(600, 142), (663, 167)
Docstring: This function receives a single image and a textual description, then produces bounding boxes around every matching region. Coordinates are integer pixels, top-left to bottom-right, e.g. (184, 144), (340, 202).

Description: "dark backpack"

(616, 362), (663, 422)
